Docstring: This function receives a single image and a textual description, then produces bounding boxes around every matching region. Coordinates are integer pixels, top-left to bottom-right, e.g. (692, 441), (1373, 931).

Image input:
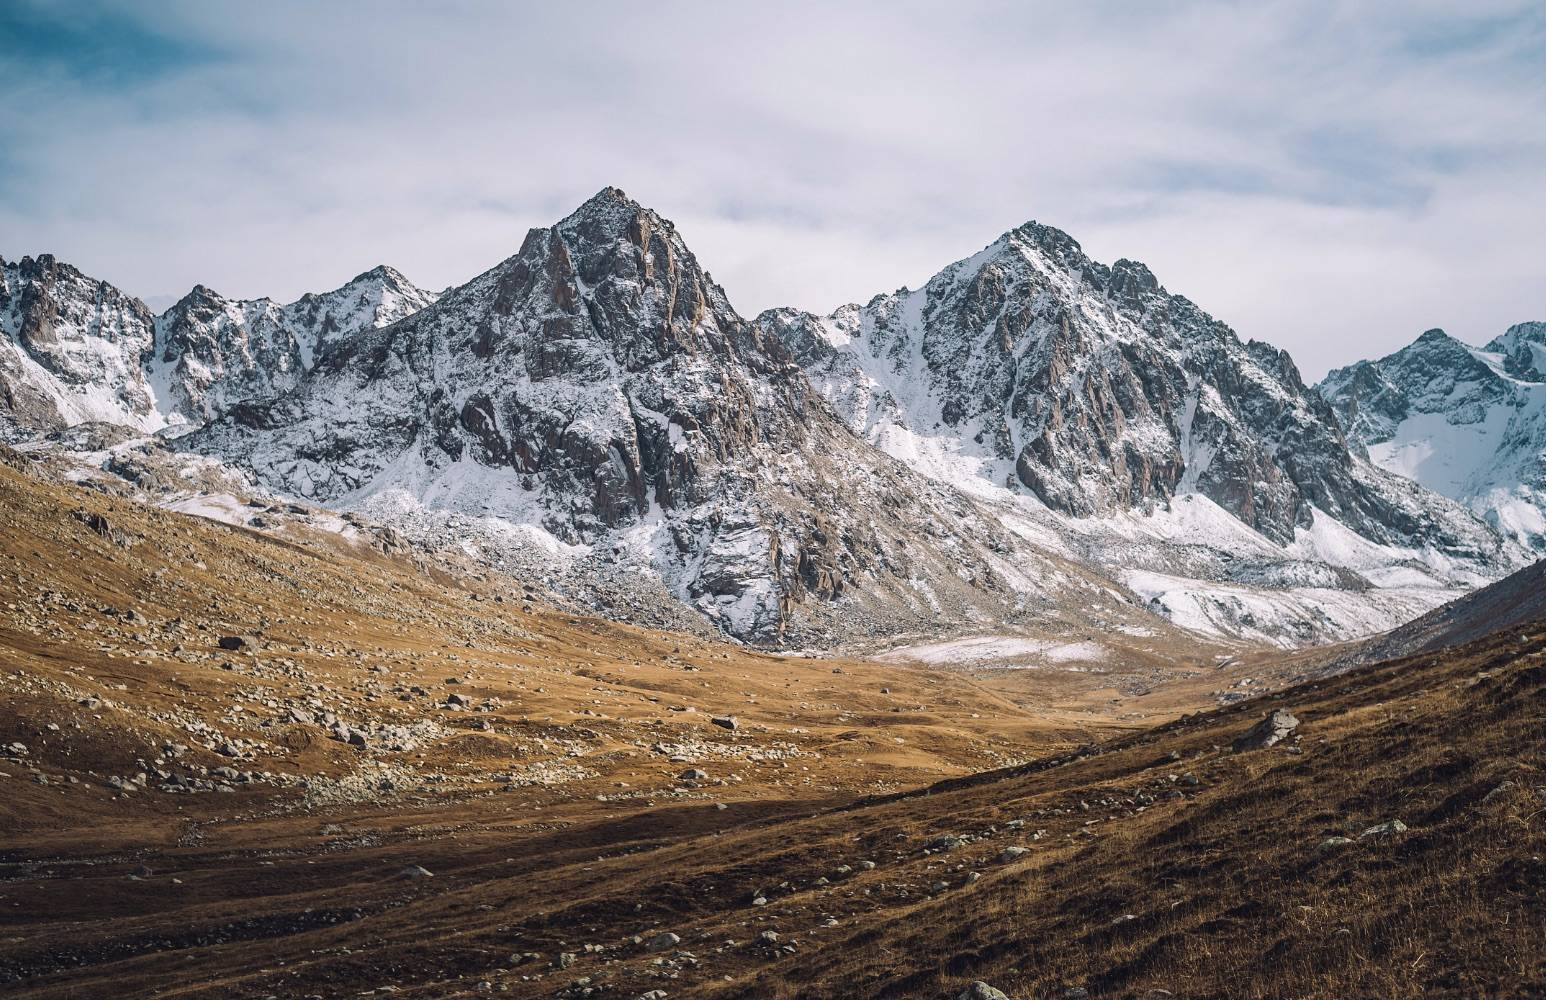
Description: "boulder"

(1233, 709), (1299, 750)
(958, 984), (1010, 1000)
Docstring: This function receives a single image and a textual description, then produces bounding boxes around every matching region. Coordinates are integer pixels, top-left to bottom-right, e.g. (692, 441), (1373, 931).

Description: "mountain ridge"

(3, 190), (1528, 648)
(0, 252), (437, 440)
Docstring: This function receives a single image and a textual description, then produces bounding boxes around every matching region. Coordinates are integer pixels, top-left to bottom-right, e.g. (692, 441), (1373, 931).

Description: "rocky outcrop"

(152, 267), (438, 423)
(0, 254), (161, 440)
(1233, 708), (1299, 750)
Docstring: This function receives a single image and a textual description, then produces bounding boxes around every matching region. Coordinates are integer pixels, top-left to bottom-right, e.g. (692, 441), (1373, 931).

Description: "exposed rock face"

(188, 189), (1076, 643)
(0, 254), (160, 440)
(1319, 324), (1546, 553)
(0, 256), (436, 439)
(757, 223), (1499, 560)
(153, 286), (309, 424)
(190, 187), (805, 528)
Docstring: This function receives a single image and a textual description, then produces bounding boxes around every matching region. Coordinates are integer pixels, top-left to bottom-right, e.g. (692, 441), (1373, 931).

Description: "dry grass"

(0, 458), (1543, 998)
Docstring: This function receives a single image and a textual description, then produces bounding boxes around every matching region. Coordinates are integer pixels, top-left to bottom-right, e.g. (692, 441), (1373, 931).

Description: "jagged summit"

(349, 263), (412, 284)
(1484, 321), (1546, 382)
(561, 184), (643, 223)
(1006, 218), (1088, 262)
(759, 222), (1512, 643)
(759, 222), (1492, 553)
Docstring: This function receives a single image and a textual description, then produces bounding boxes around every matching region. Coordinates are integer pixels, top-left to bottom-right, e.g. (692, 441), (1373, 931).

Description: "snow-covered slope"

(1319, 324), (1546, 553)
(151, 267), (437, 424)
(0, 256), (436, 439)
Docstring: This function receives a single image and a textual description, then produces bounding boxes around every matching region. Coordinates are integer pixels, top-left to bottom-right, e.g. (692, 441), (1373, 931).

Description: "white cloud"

(1, 0), (1541, 378)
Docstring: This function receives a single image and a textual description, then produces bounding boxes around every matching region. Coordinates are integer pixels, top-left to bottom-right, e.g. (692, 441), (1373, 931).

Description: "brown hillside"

(0, 454), (1542, 998)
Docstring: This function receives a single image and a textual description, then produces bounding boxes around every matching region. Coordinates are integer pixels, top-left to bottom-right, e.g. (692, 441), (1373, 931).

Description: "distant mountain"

(0, 254), (162, 438)
(153, 265), (436, 423)
(0, 255), (436, 440)
(1318, 324), (1546, 553)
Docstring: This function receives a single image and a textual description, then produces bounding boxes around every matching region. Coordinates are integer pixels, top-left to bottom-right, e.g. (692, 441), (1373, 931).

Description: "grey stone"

(1233, 709), (1299, 750)
(1360, 820), (1408, 838)
(957, 984), (1009, 1000)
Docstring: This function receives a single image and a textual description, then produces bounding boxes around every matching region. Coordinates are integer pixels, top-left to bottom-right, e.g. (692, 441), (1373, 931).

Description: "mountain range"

(3, 188), (1538, 647)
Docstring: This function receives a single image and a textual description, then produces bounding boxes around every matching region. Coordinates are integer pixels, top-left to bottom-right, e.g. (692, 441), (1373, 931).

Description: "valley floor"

(1, 457), (1542, 998)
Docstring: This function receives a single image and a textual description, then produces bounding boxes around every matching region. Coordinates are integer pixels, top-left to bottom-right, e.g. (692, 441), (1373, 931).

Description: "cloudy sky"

(1, 1), (1542, 378)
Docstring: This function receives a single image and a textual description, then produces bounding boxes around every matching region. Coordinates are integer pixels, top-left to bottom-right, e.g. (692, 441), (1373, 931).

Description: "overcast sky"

(2, 1), (1542, 378)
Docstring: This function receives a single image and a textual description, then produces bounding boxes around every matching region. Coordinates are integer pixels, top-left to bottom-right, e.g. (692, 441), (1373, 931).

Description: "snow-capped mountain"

(0, 255), (435, 440)
(186, 188), (1126, 644)
(153, 266), (437, 424)
(0, 254), (163, 439)
(758, 222), (1516, 640)
(2, 194), (1525, 648)
(1318, 324), (1546, 552)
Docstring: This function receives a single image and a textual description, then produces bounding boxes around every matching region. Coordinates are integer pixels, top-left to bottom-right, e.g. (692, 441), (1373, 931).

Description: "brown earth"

(1, 456), (1542, 998)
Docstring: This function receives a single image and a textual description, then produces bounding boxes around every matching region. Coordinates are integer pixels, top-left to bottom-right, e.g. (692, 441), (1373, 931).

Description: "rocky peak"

(191, 187), (812, 530)
(1010, 220), (1086, 263)
(760, 224), (1498, 559)
(0, 254), (161, 439)
(1320, 328), (1507, 438)
(1484, 321), (1546, 382)
(188, 191), (1093, 644)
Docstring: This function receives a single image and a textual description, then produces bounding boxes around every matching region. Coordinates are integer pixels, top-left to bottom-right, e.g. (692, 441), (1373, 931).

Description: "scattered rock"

(1481, 781), (1516, 804)
(710, 715), (738, 731)
(1233, 708), (1299, 750)
(957, 984), (1009, 1000)
(1360, 820), (1408, 838)
(645, 932), (681, 953)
